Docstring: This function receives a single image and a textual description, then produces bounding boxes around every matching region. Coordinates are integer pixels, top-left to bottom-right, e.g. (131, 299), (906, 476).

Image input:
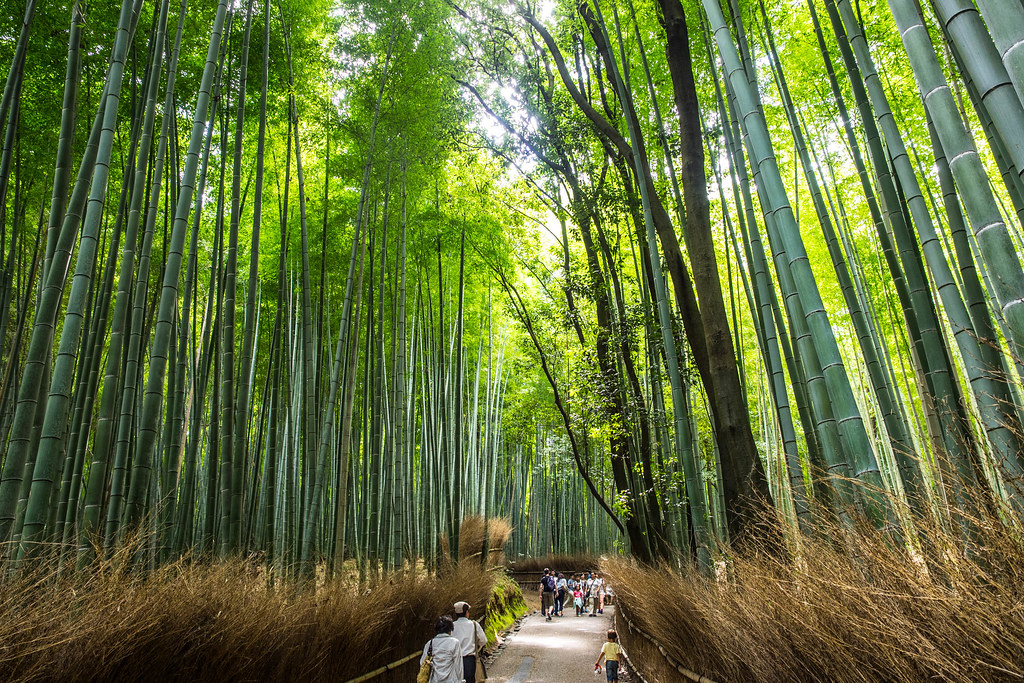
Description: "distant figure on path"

(593, 573), (606, 614)
(573, 585), (584, 616)
(420, 616), (462, 683)
(540, 568), (556, 621)
(453, 601), (487, 683)
(595, 629), (622, 682)
(555, 572), (567, 617)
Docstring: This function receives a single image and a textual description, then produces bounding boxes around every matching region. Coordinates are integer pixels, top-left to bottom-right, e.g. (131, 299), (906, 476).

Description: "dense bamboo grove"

(0, 0), (1023, 584)
(455, 0), (1024, 568)
(0, 0), (618, 577)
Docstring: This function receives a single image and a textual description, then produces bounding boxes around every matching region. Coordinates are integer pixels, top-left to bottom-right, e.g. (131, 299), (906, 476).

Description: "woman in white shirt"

(555, 573), (568, 616)
(420, 616), (462, 683)
(593, 574), (606, 614)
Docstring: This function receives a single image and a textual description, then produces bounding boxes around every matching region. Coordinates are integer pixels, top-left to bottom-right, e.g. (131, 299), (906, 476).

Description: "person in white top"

(592, 574), (606, 614)
(420, 616), (462, 683)
(555, 573), (568, 617)
(452, 601), (487, 683)
(583, 573), (594, 614)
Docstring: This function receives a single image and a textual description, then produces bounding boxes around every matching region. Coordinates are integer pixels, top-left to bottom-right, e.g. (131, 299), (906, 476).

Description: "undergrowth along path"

(487, 605), (622, 683)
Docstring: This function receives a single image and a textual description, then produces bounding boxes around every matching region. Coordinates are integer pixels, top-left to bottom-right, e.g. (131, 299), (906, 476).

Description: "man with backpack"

(539, 568), (556, 621)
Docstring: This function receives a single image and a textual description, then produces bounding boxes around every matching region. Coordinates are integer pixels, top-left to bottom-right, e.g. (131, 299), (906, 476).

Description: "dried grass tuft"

(604, 503), (1024, 682)
(507, 553), (599, 574)
(0, 544), (502, 682)
(458, 515), (512, 565)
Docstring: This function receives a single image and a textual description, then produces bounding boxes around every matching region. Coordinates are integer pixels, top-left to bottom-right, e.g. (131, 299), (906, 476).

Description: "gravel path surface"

(486, 605), (622, 683)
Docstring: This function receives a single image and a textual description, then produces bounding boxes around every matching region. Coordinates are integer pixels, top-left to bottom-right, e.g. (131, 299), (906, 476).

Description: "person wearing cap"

(453, 601), (487, 683)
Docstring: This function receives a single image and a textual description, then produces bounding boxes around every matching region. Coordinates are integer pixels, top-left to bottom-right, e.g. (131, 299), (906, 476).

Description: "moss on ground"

(482, 572), (527, 644)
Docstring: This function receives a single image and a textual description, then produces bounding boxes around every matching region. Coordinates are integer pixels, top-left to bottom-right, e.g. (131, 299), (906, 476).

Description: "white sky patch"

(480, 113), (506, 146)
(538, 0), (555, 22)
(541, 212), (563, 262)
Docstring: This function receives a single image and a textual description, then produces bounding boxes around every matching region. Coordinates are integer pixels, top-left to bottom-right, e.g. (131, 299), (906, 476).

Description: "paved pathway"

(487, 605), (619, 683)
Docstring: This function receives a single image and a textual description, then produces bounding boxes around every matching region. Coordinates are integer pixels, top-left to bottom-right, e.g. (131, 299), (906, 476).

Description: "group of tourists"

(417, 570), (619, 683)
(418, 601), (487, 683)
(539, 567), (609, 620)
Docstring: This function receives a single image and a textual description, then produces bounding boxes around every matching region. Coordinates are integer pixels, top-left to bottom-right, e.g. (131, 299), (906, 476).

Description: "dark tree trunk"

(656, 0), (779, 550)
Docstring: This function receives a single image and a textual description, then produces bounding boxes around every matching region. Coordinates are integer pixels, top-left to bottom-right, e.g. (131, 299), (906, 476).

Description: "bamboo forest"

(1, 0), (1024, 680)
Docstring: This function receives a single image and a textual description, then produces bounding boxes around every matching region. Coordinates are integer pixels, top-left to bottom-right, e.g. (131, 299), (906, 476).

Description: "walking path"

(486, 605), (621, 683)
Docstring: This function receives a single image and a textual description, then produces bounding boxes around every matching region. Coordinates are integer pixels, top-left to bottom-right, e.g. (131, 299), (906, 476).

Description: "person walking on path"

(573, 585), (584, 616)
(540, 568), (556, 621)
(555, 572), (567, 617)
(593, 573), (606, 614)
(595, 629), (622, 682)
(420, 616), (462, 683)
(583, 573), (594, 615)
(453, 601), (487, 683)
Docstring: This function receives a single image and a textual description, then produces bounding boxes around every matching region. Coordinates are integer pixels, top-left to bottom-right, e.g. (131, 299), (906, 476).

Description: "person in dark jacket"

(539, 568), (555, 621)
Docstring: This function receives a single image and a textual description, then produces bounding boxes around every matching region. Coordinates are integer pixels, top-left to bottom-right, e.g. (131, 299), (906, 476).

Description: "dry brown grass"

(458, 515), (513, 565)
(604, 508), (1024, 682)
(0, 549), (501, 682)
(506, 552), (599, 574)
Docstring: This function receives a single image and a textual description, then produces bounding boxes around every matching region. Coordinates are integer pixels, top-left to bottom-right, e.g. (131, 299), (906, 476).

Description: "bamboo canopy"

(0, 0), (1020, 576)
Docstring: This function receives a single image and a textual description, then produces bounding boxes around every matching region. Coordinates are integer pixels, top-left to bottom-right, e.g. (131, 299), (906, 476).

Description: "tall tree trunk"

(655, 0), (779, 550)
